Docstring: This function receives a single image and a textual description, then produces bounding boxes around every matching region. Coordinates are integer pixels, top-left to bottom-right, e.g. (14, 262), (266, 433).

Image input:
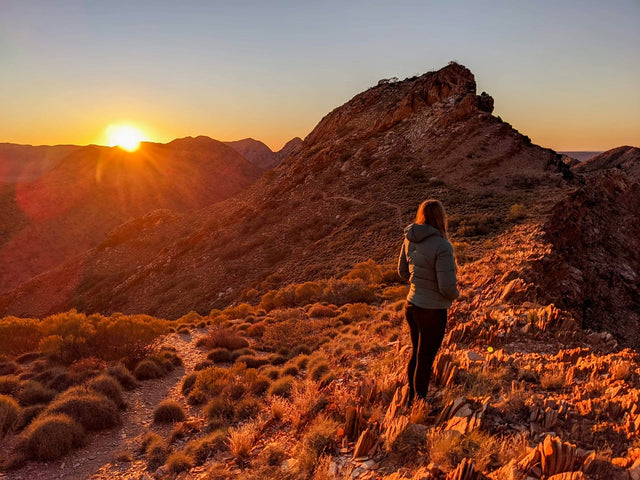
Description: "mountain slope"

(0, 137), (261, 294)
(224, 138), (277, 170)
(225, 137), (304, 170)
(572, 145), (640, 180)
(0, 62), (577, 319)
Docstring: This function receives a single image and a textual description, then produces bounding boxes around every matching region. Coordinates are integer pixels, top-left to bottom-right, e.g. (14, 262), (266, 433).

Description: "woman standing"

(397, 199), (459, 406)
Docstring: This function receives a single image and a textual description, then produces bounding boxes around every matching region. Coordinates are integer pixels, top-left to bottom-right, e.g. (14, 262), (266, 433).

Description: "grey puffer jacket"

(397, 223), (459, 309)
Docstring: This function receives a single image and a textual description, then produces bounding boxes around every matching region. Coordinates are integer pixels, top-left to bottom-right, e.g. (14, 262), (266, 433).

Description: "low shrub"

(185, 430), (227, 464)
(235, 355), (269, 369)
(165, 451), (193, 473)
(205, 397), (233, 423)
(194, 360), (214, 371)
(249, 376), (271, 396)
(46, 388), (120, 431)
(153, 399), (186, 423)
(0, 394), (20, 436)
(234, 397), (261, 421)
(196, 329), (248, 351)
(17, 381), (56, 406)
(88, 374), (126, 410)
(308, 305), (339, 318)
(16, 413), (85, 461)
(507, 203), (527, 221)
(107, 363), (138, 390)
(138, 431), (163, 453)
(134, 359), (165, 380)
(207, 348), (233, 363)
(264, 367), (280, 380)
(146, 436), (168, 470)
(309, 362), (330, 381)
(282, 365), (299, 377)
(269, 376), (295, 398)
(0, 375), (20, 395)
(303, 415), (338, 457)
(246, 323), (266, 338)
(181, 373), (198, 395)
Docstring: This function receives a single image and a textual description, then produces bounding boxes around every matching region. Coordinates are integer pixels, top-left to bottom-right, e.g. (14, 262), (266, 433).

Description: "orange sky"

(2, 1), (639, 152)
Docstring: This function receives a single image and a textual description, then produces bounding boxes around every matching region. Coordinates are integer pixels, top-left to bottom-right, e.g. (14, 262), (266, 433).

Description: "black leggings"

(405, 303), (447, 404)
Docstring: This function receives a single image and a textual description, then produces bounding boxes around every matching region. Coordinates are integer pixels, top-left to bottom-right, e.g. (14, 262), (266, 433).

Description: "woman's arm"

(397, 242), (410, 281)
(435, 242), (459, 300)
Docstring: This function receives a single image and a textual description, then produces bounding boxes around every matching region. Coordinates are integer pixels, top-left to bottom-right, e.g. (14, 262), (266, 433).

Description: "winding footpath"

(2, 329), (208, 480)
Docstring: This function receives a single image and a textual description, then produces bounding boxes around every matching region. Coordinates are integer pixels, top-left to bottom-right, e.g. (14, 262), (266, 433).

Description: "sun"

(106, 124), (146, 152)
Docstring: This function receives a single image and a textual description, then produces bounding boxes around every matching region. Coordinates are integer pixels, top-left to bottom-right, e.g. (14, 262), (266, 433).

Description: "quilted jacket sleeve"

(435, 241), (459, 300)
(397, 241), (410, 281)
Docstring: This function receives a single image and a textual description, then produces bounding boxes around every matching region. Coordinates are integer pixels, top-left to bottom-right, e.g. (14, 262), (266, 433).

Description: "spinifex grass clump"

(134, 359), (164, 380)
(196, 328), (249, 351)
(107, 363), (138, 390)
(16, 413), (85, 461)
(0, 394), (20, 436)
(45, 387), (120, 431)
(154, 399), (186, 423)
(87, 374), (126, 409)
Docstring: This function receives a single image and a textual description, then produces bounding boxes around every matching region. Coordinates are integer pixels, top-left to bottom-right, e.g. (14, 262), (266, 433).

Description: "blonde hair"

(415, 199), (448, 239)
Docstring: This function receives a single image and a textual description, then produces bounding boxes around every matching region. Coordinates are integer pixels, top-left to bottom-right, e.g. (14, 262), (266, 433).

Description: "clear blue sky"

(1, 0), (639, 150)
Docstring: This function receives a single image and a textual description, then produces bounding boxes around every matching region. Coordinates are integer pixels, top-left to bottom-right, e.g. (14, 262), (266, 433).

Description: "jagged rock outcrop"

(531, 169), (640, 348)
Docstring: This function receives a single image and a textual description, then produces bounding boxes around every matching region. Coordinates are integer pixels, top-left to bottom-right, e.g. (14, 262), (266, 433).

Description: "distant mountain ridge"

(572, 145), (640, 179)
(224, 137), (303, 170)
(0, 137), (261, 295)
(557, 151), (602, 163)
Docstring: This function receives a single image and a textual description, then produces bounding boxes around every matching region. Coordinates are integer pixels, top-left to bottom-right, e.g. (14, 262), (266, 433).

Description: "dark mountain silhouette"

(0, 62), (577, 318)
(0, 137), (261, 295)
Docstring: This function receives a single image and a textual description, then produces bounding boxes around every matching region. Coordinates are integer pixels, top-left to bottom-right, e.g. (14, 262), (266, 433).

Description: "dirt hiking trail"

(2, 329), (208, 480)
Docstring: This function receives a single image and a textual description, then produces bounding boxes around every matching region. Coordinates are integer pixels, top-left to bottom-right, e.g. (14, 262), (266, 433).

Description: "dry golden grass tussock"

(269, 396), (291, 421)
(409, 398), (432, 424)
(426, 428), (497, 471)
(610, 360), (632, 381)
(184, 429), (227, 465)
(539, 370), (566, 390)
(457, 365), (508, 397)
(165, 450), (193, 473)
(196, 328), (249, 351)
(228, 421), (258, 460)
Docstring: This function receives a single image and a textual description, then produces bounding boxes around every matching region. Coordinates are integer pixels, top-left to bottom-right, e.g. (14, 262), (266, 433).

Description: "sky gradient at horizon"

(1, 0), (639, 151)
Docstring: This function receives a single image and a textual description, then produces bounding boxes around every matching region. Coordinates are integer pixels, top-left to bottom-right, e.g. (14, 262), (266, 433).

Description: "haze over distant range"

(1, 0), (639, 151)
